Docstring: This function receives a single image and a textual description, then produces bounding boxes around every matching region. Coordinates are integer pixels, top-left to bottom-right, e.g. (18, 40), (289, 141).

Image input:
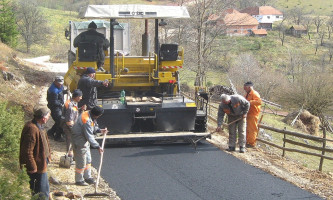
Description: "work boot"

(227, 146), (235, 151)
(246, 144), (255, 148)
(85, 178), (96, 185)
(239, 146), (245, 153)
(97, 67), (105, 72)
(75, 181), (89, 186)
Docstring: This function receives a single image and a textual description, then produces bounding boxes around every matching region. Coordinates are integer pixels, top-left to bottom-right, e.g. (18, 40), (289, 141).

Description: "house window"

(234, 30), (238, 33)
(276, 16), (279, 18)
(267, 16), (270, 19)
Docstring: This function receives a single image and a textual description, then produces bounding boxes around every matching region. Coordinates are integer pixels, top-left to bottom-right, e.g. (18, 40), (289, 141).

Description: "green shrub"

(0, 101), (24, 158)
(0, 101), (30, 199)
(0, 168), (30, 200)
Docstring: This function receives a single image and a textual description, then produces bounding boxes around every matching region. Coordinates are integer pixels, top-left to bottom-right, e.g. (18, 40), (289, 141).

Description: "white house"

(240, 6), (283, 30)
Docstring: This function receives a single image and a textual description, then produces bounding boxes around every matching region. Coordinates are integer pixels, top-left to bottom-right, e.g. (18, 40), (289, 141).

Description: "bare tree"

(15, 0), (51, 53)
(228, 53), (287, 100)
(302, 16), (312, 40)
(287, 7), (307, 25)
(313, 16), (324, 33)
(326, 16), (333, 39)
(314, 37), (320, 55)
(328, 47), (333, 63)
(281, 70), (333, 116)
(178, 0), (234, 87)
(318, 30), (326, 46)
(276, 20), (287, 46)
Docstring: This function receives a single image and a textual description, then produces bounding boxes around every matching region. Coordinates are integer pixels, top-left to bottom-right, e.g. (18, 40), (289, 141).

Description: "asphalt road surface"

(91, 141), (321, 200)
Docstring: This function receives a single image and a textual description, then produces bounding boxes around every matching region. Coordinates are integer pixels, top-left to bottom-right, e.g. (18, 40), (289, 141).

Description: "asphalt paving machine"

(64, 4), (209, 143)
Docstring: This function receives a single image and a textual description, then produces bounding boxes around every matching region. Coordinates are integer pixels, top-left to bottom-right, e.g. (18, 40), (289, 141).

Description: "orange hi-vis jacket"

(244, 89), (262, 117)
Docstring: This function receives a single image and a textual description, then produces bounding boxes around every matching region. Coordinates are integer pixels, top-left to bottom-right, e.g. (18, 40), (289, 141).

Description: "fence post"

(319, 127), (327, 172)
(282, 127), (286, 157)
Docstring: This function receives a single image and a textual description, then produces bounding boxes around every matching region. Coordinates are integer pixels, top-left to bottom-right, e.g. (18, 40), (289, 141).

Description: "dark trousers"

(28, 172), (49, 200)
(49, 108), (64, 139)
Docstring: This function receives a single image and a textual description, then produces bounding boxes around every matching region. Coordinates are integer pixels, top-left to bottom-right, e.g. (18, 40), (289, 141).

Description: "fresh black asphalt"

(91, 141), (321, 200)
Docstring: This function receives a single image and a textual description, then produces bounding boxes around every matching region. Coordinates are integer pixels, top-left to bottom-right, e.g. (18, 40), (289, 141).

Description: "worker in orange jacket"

(244, 81), (262, 147)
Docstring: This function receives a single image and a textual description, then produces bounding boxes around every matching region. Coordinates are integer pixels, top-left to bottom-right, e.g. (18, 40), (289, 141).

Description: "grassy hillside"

(276, 0), (333, 16)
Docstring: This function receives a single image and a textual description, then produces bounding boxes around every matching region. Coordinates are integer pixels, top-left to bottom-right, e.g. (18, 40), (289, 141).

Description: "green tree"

(0, 0), (18, 46)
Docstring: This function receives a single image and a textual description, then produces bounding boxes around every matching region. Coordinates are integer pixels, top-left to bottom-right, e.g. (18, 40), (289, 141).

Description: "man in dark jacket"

(20, 106), (51, 199)
(78, 67), (109, 110)
(73, 21), (110, 71)
(47, 76), (65, 141)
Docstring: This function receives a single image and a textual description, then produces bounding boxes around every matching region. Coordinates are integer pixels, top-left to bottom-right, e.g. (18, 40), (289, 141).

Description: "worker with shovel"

(216, 94), (250, 153)
(62, 89), (86, 162)
(71, 106), (108, 186)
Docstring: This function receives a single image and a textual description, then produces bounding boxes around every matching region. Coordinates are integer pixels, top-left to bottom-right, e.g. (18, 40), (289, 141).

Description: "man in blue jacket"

(47, 76), (65, 142)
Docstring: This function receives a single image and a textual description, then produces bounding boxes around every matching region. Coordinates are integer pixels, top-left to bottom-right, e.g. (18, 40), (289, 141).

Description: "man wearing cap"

(47, 76), (65, 142)
(71, 106), (108, 186)
(62, 89), (86, 158)
(216, 94), (250, 153)
(78, 67), (109, 110)
(244, 81), (262, 148)
(20, 105), (51, 199)
(74, 21), (110, 71)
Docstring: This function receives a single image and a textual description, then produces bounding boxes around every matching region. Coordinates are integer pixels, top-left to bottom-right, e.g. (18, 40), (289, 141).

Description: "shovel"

(59, 144), (73, 168)
(84, 131), (109, 198)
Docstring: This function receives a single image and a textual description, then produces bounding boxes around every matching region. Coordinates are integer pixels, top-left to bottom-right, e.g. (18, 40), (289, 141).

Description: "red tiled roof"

(241, 6), (282, 15)
(224, 12), (259, 26)
(252, 29), (267, 35)
(259, 6), (283, 15)
(207, 9), (258, 26)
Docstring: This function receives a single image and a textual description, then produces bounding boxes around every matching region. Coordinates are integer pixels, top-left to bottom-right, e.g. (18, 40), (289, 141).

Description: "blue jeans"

(28, 172), (49, 200)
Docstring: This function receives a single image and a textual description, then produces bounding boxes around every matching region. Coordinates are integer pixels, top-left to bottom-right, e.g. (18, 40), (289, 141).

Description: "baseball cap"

(55, 76), (64, 84)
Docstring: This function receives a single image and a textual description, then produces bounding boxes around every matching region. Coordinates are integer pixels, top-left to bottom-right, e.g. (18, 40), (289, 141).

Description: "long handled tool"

(191, 117), (244, 150)
(222, 117), (243, 128)
(84, 132), (109, 198)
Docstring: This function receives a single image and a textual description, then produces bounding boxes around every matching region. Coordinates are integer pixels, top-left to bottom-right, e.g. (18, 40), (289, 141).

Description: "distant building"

(289, 25), (307, 37)
(240, 6), (283, 30)
(250, 29), (268, 37)
(207, 9), (259, 36)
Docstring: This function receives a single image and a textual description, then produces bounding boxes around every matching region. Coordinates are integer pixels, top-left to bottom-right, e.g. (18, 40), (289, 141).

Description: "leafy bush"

(0, 101), (30, 199)
(0, 101), (24, 158)
(0, 168), (30, 200)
